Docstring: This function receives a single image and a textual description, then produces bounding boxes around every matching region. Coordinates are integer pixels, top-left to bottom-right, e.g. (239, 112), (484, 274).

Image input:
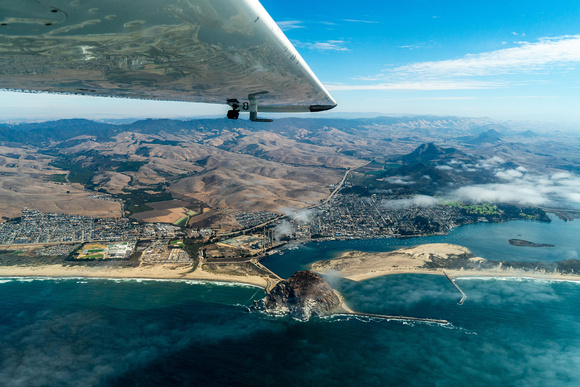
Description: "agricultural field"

(130, 199), (203, 226)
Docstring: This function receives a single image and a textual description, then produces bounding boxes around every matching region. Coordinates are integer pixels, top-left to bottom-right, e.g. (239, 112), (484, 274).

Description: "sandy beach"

(0, 263), (271, 288)
(4, 242), (580, 290)
(346, 267), (580, 282)
(311, 243), (580, 282)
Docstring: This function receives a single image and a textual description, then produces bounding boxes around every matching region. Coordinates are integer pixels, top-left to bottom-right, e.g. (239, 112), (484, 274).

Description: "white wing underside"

(0, 0), (337, 114)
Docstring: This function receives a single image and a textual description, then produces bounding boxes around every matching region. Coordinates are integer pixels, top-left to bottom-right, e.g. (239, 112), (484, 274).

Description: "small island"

(508, 239), (555, 248)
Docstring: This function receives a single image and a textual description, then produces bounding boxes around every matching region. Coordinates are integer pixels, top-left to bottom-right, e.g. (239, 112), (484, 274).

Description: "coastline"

(4, 242), (580, 290)
(346, 268), (580, 282)
(0, 264), (270, 288)
(310, 243), (580, 283)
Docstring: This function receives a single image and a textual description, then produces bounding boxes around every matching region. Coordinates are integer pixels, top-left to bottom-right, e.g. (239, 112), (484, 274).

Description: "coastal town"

(0, 188), (554, 275)
(310, 194), (463, 239)
(0, 209), (184, 245)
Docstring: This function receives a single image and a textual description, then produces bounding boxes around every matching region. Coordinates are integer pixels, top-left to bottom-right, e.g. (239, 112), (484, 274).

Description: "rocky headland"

(250, 271), (346, 321)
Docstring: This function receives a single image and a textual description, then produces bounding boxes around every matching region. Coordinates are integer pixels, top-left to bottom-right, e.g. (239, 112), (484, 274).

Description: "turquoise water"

(262, 216), (580, 278)
(1, 218), (580, 386)
(1, 276), (580, 386)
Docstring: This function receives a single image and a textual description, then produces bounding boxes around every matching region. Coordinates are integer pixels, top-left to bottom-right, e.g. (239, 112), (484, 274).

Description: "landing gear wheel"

(227, 109), (239, 120)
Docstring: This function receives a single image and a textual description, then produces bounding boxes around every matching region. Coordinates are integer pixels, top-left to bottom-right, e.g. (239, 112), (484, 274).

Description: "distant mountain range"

(1, 116), (579, 221)
(0, 116), (526, 146)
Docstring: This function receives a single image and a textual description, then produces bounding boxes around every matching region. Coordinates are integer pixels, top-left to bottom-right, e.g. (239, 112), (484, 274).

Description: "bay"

(262, 215), (580, 278)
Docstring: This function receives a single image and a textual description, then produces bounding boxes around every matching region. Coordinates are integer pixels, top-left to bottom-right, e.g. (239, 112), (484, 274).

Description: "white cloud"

(398, 41), (437, 51)
(382, 195), (440, 210)
(383, 176), (415, 185)
(273, 220), (295, 240)
(476, 156), (505, 169)
(435, 165), (454, 171)
(280, 207), (318, 224)
(399, 44), (423, 50)
(343, 19), (379, 24)
(386, 35), (580, 78)
(293, 40), (349, 51)
(496, 169), (524, 181)
(551, 172), (573, 180)
(311, 41), (349, 51)
(276, 20), (305, 31)
(446, 171), (580, 206)
(343, 35), (580, 93)
(450, 184), (547, 206)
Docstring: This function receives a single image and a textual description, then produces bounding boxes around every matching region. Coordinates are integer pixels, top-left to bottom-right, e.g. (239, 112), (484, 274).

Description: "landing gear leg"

(226, 93), (273, 122)
(227, 99), (240, 120)
(248, 92), (273, 122)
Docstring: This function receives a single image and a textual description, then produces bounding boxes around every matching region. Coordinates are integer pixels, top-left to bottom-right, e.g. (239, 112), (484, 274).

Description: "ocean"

(1, 217), (580, 386)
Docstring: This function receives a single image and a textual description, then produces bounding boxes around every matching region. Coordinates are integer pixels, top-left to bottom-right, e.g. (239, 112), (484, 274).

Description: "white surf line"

(334, 312), (449, 325)
(443, 271), (467, 305)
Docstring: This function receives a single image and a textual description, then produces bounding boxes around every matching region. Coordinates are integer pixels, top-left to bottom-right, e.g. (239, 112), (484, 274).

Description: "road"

(318, 160), (372, 207)
(217, 160), (371, 238)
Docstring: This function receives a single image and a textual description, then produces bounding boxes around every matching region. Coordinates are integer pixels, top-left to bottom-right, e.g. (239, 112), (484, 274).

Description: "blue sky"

(265, 0), (580, 123)
(2, 0), (580, 122)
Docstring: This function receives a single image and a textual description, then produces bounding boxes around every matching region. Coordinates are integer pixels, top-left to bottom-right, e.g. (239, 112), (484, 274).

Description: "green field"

(173, 217), (189, 227)
(445, 202), (502, 215)
(170, 240), (185, 248)
(47, 174), (68, 183)
(116, 187), (173, 215)
(462, 204), (501, 215)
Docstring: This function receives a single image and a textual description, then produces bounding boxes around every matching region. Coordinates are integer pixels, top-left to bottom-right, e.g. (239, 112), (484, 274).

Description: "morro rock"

(250, 271), (342, 321)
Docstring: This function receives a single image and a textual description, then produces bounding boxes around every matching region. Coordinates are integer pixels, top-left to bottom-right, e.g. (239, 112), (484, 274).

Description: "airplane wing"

(0, 0), (337, 121)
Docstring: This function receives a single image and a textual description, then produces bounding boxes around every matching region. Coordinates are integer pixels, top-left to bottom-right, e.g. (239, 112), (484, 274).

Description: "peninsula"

(310, 243), (580, 282)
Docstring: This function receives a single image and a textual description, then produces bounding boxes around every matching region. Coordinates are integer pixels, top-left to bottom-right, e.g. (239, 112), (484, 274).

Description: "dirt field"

(0, 175), (121, 221)
(130, 199), (201, 224)
(0, 148), (122, 221)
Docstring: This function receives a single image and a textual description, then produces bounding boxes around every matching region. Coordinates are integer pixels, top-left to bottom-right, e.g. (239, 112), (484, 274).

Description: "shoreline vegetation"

(310, 243), (580, 282)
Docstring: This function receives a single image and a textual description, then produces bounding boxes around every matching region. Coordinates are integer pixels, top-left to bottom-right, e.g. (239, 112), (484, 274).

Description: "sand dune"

(311, 243), (580, 282)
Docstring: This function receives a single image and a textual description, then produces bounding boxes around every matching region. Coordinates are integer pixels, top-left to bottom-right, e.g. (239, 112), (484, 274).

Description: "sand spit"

(311, 243), (580, 282)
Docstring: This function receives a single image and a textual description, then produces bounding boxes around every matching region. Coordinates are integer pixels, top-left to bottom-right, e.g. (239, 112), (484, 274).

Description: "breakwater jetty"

(336, 312), (449, 325)
(443, 271), (467, 305)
